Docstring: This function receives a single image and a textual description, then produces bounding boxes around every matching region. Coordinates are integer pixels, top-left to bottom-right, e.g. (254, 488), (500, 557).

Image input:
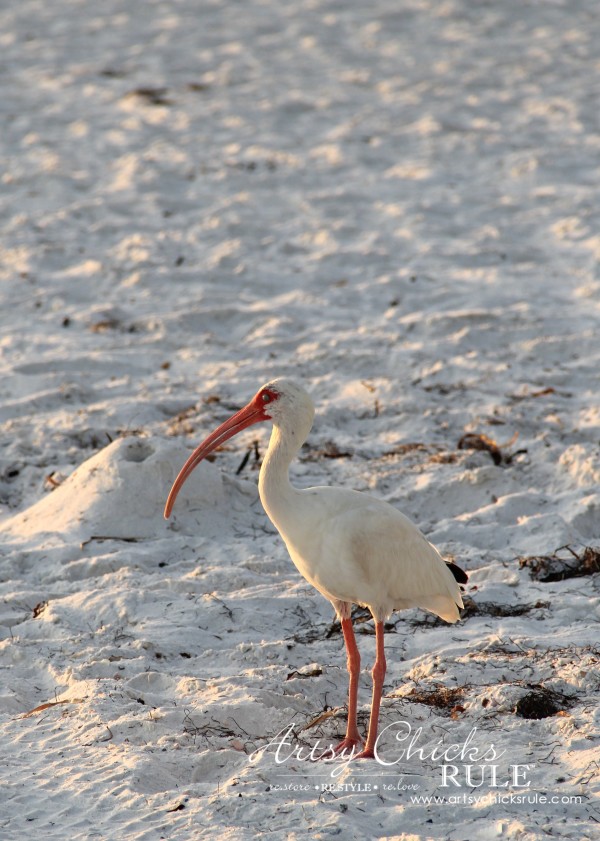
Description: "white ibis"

(165, 378), (467, 759)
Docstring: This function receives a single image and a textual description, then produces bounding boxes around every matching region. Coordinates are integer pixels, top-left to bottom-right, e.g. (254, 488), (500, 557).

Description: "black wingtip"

(447, 561), (468, 585)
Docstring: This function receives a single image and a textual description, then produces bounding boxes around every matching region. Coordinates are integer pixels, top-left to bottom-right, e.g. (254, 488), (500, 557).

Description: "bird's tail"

(446, 561), (468, 585)
(417, 560), (468, 622)
(417, 595), (462, 623)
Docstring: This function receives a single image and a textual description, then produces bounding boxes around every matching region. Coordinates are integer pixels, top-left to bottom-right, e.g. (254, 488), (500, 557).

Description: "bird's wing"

(317, 493), (464, 623)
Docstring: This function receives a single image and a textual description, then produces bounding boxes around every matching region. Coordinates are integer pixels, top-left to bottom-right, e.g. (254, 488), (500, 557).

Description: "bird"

(164, 378), (467, 759)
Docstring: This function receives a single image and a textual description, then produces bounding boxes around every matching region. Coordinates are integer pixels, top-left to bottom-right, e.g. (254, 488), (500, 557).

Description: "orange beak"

(164, 397), (269, 518)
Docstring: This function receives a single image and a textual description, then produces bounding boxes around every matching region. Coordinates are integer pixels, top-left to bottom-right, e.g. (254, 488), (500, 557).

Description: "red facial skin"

(164, 387), (278, 518)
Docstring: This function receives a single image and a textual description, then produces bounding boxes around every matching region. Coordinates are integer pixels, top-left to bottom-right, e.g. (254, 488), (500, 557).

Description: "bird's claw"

(333, 736), (363, 757)
(352, 748), (376, 760)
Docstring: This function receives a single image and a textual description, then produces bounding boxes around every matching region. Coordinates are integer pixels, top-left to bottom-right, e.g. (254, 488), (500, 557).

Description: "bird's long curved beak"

(164, 401), (265, 518)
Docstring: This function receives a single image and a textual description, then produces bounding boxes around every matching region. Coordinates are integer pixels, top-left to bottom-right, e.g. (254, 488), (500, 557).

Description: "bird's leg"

(333, 616), (363, 755)
(354, 620), (386, 760)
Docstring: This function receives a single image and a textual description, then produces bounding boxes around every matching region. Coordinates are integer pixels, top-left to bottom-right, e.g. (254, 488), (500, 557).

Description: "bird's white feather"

(256, 379), (464, 625)
(167, 376), (466, 759)
(268, 486), (463, 623)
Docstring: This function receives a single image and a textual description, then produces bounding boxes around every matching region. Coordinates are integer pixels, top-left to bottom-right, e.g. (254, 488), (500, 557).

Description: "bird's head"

(164, 377), (314, 518)
(256, 377), (315, 430)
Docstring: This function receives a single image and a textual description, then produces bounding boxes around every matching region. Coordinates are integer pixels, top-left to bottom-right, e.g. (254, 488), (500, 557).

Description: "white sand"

(1, 0), (599, 838)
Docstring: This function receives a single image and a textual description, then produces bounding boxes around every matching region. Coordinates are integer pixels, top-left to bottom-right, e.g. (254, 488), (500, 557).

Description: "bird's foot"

(333, 736), (363, 757)
(352, 748), (376, 760)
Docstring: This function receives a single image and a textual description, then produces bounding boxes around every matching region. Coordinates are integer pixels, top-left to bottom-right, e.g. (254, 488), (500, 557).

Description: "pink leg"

(354, 620), (386, 760)
(334, 617), (363, 755)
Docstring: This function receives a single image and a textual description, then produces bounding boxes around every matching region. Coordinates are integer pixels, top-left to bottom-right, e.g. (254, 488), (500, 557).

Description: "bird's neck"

(258, 423), (301, 530)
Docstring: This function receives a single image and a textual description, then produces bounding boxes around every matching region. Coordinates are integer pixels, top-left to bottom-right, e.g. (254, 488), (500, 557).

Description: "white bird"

(165, 378), (467, 759)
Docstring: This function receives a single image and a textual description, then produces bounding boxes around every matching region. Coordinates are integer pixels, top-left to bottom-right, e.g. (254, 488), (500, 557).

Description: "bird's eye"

(262, 392), (271, 402)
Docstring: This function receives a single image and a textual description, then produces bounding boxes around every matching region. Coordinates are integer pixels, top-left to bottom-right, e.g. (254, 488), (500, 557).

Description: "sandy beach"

(1, 0), (599, 838)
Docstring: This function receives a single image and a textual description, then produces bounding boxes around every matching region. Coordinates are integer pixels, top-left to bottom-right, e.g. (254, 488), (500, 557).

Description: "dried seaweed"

(182, 710), (238, 742)
(409, 597), (549, 626)
(460, 597), (550, 619)
(236, 440), (261, 474)
(32, 601), (47, 619)
(44, 471), (64, 490)
(21, 698), (84, 718)
(514, 685), (575, 719)
(519, 545), (600, 582)
(165, 405), (198, 437)
(126, 87), (174, 106)
(286, 666), (323, 680)
(407, 684), (466, 717)
(380, 442), (460, 465)
(458, 431), (521, 465)
(301, 708), (339, 731)
(292, 606), (374, 644)
(382, 442), (429, 457)
(300, 440), (354, 461)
